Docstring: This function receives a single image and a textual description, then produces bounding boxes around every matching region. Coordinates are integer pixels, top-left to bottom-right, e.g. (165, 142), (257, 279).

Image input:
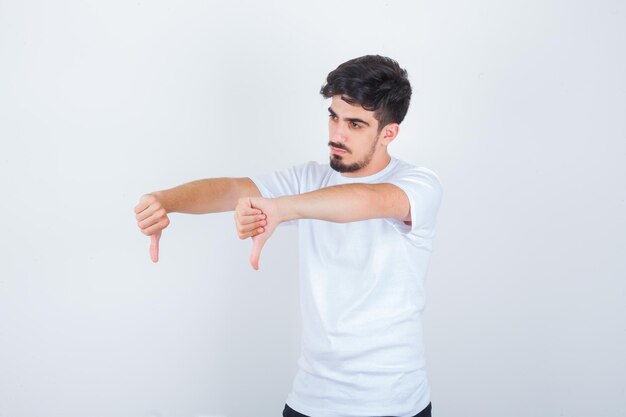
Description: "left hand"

(234, 197), (281, 270)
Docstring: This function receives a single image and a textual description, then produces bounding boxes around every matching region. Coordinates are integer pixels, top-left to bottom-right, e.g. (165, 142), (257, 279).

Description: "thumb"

(150, 231), (161, 263)
(250, 234), (267, 271)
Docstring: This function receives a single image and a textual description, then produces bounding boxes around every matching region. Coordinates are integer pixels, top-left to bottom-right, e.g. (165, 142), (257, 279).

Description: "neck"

(340, 152), (392, 178)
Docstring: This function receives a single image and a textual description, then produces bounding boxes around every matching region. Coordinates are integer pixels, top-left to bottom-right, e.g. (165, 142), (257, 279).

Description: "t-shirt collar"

(333, 157), (398, 184)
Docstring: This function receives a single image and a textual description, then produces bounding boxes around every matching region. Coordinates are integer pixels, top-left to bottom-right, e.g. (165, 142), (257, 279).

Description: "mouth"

(330, 146), (348, 155)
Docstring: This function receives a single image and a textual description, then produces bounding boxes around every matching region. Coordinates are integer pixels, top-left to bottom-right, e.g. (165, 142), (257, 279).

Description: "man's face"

(327, 95), (382, 175)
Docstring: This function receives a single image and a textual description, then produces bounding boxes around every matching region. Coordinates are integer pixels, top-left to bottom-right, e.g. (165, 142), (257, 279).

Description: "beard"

(329, 138), (378, 173)
(330, 154), (370, 173)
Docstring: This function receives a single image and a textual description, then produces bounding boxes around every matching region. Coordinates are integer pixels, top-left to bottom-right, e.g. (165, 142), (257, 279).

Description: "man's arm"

(135, 177), (264, 262)
(234, 183), (410, 270)
(276, 183), (410, 223)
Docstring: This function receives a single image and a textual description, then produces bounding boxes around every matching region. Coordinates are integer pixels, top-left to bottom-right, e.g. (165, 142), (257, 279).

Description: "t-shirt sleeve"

(249, 162), (315, 198)
(385, 167), (443, 240)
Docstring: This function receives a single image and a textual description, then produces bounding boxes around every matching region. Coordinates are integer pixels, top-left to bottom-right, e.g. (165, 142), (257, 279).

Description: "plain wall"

(1, 1), (624, 416)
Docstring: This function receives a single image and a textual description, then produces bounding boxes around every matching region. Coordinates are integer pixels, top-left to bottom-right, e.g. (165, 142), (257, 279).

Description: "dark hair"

(320, 55), (412, 130)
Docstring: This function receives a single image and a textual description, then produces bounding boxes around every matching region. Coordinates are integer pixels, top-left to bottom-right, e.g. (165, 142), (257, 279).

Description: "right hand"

(234, 197), (280, 271)
(134, 193), (170, 263)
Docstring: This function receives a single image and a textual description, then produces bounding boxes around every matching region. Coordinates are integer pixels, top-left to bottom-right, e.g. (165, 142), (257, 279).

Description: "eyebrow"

(328, 107), (370, 127)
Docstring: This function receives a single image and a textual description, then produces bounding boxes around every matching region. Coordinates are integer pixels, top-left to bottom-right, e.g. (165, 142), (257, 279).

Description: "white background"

(1, 1), (625, 416)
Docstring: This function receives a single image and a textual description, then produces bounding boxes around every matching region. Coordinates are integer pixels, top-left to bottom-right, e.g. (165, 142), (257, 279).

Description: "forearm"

(155, 177), (260, 214)
(235, 183), (410, 270)
(276, 183), (409, 223)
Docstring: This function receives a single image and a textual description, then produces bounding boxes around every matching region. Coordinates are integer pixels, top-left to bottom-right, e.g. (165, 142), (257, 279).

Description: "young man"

(135, 55), (442, 417)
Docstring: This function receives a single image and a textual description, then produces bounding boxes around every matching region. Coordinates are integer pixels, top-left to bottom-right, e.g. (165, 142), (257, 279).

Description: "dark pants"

(283, 402), (432, 417)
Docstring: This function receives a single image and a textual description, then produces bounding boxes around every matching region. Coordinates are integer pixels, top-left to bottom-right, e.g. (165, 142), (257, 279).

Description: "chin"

(330, 155), (363, 173)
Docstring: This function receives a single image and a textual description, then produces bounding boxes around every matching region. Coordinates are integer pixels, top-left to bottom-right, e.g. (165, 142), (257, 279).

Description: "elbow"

(373, 184), (410, 220)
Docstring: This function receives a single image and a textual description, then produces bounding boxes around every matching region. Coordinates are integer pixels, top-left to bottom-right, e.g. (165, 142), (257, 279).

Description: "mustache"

(328, 141), (352, 154)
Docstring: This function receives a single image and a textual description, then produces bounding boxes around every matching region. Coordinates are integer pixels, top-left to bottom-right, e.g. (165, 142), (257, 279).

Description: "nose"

(330, 123), (348, 144)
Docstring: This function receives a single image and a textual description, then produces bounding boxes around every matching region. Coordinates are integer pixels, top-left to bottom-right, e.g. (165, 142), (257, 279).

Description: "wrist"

(275, 195), (300, 223)
(153, 190), (172, 213)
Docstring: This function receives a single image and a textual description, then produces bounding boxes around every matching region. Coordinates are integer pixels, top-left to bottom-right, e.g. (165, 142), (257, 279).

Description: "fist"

(134, 193), (170, 262)
(234, 198), (267, 240)
(234, 197), (280, 270)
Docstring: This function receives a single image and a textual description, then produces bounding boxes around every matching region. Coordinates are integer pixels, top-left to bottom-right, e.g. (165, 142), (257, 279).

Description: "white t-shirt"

(250, 157), (442, 417)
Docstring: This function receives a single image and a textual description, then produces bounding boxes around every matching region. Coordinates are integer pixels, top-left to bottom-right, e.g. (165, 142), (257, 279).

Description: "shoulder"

(255, 161), (326, 179)
(387, 159), (443, 193)
(385, 159), (443, 232)
(298, 160), (329, 175)
(250, 161), (332, 197)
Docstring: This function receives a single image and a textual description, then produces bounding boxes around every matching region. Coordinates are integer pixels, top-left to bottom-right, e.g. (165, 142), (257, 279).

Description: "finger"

(240, 220), (267, 234)
(142, 217), (170, 237)
(250, 235), (267, 271)
(135, 194), (157, 215)
(138, 215), (159, 231)
(150, 231), (161, 263)
(239, 226), (265, 240)
(236, 197), (258, 212)
(238, 207), (262, 216)
(136, 207), (154, 222)
(138, 208), (167, 230)
(235, 202), (262, 217)
(251, 226), (265, 238)
(237, 214), (266, 226)
(237, 220), (266, 239)
(134, 199), (151, 215)
(136, 204), (164, 223)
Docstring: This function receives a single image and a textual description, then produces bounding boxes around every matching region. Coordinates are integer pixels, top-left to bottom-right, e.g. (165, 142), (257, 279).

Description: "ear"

(379, 123), (400, 146)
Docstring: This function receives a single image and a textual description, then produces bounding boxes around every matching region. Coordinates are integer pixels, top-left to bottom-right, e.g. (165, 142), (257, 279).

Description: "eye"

(350, 121), (361, 129)
(328, 114), (338, 121)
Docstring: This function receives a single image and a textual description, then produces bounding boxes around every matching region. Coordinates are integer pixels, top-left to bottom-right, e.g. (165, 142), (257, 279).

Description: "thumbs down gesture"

(234, 197), (281, 270)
